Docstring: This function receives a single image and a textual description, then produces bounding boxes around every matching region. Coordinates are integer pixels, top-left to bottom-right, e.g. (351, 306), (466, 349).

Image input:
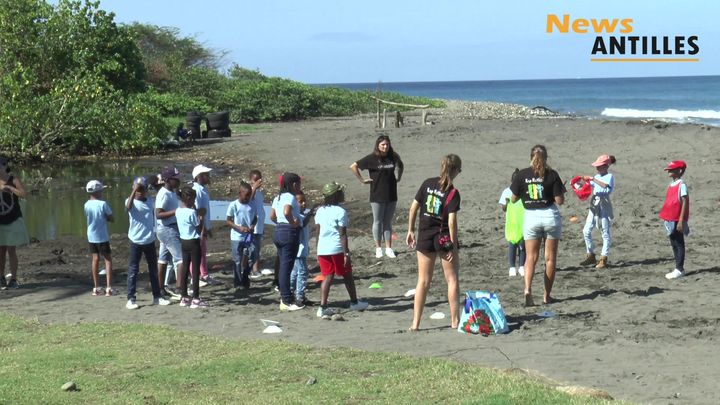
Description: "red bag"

(570, 176), (592, 201)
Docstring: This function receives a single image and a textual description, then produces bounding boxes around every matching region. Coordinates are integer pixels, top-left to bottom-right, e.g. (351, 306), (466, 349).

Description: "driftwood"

(371, 96), (430, 109)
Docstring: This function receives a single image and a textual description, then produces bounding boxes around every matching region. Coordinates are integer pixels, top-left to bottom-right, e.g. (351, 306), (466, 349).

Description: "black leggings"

(181, 238), (201, 298)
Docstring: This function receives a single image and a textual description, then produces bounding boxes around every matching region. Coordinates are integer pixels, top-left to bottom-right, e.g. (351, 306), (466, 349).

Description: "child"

(192, 164), (222, 286)
(270, 172), (304, 311)
(315, 182), (368, 319)
(579, 155), (616, 269)
(176, 186), (208, 308)
(0, 156), (29, 289)
(659, 160), (689, 280)
(498, 169), (525, 277)
(226, 182), (257, 289)
(156, 166), (184, 299)
(249, 170), (266, 279)
(125, 177), (171, 309)
(84, 180), (114, 296)
(290, 191), (316, 305)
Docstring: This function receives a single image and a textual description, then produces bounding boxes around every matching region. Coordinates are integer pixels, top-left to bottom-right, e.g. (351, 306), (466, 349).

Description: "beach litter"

(263, 325), (283, 334)
(430, 312), (446, 320)
(537, 310), (556, 318)
(404, 288), (416, 298)
(369, 282), (382, 289)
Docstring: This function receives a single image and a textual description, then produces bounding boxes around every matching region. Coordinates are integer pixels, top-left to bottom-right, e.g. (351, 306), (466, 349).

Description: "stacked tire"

(186, 111), (203, 139)
(206, 111), (231, 138)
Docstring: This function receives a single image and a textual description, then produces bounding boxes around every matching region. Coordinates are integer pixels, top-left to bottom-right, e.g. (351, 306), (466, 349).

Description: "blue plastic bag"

(458, 291), (509, 335)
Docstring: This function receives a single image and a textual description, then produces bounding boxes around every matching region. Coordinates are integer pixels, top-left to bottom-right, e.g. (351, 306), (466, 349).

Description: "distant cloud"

(310, 32), (376, 43)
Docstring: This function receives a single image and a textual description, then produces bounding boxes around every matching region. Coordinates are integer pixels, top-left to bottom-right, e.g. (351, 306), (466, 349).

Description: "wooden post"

(395, 111), (402, 128)
(382, 108), (387, 128)
(421, 110), (428, 126)
(376, 100), (381, 128)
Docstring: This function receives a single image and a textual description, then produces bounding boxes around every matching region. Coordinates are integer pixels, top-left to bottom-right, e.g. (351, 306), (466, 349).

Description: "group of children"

(499, 154), (690, 280)
(82, 165), (368, 315)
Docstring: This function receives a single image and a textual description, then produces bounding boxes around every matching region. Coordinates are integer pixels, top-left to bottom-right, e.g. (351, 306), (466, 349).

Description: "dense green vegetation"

(0, 314), (618, 404)
(0, 0), (442, 161)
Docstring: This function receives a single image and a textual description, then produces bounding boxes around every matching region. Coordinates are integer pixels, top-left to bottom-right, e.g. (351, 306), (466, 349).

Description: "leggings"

(370, 201), (397, 243)
(181, 239), (201, 299)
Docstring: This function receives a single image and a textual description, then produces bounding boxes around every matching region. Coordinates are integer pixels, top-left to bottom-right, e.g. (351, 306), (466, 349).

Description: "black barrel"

(206, 111), (230, 130)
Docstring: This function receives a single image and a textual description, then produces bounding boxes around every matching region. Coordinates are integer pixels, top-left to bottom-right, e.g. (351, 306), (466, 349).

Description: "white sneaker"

(98, 268), (106, 276)
(517, 266), (525, 276)
(126, 299), (138, 310)
(509, 267), (517, 277)
(375, 248), (383, 258)
(349, 300), (369, 311)
(152, 297), (171, 306)
(385, 248), (396, 258)
(198, 279), (209, 287)
(316, 307), (336, 319)
(279, 301), (305, 311)
(665, 269), (684, 280)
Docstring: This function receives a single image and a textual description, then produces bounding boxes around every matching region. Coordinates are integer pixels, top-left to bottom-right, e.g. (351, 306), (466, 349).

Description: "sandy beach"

(3, 105), (720, 404)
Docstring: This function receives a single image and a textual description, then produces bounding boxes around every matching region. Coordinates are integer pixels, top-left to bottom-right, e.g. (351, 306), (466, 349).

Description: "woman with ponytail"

(510, 145), (565, 306)
(406, 154), (462, 331)
(270, 172), (304, 311)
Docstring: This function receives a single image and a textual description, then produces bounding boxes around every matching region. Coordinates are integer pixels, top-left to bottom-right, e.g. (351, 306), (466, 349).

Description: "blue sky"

(97, 0), (718, 83)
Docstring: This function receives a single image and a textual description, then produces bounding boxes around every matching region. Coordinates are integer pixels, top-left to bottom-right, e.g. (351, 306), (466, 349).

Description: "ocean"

(321, 75), (720, 126)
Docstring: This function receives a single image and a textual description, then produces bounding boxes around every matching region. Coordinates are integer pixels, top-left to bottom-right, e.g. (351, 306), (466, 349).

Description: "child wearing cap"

(659, 160), (690, 280)
(499, 169), (525, 277)
(176, 186), (208, 308)
(156, 166), (184, 299)
(579, 154), (617, 269)
(0, 156), (29, 289)
(84, 180), (114, 296)
(226, 181), (257, 289)
(315, 182), (368, 319)
(191, 164), (221, 287)
(125, 177), (171, 309)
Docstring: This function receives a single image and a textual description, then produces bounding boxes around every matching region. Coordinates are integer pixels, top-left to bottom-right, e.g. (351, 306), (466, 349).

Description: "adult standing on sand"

(406, 154), (462, 331)
(350, 135), (404, 259)
(510, 145), (565, 306)
(0, 156), (28, 289)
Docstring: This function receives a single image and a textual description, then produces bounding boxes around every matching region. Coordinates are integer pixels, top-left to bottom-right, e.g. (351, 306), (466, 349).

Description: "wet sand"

(4, 112), (720, 404)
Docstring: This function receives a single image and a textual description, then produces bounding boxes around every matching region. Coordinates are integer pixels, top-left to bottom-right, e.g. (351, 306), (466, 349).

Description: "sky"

(95, 0), (719, 83)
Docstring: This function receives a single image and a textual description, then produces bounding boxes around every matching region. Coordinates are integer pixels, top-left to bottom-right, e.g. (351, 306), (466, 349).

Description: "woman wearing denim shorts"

(510, 145), (565, 307)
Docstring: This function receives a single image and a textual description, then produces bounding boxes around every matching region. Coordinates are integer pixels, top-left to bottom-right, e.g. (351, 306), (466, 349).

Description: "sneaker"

(316, 306), (336, 319)
(198, 278), (209, 287)
(273, 285), (279, 292)
(164, 286), (182, 301)
(665, 269), (684, 280)
(105, 287), (117, 297)
(98, 268), (106, 276)
(375, 247), (383, 258)
(202, 275), (224, 286)
(7, 279), (19, 289)
(518, 266), (525, 276)
(152, 297), (172, 306)
(509, 267), (517, 277)
(349, 300), (369, 311)
(249, 271), (262, 280)
(91, 287), (103, 296)
(279, 301), (305, 311)
(126, 299), (139, 310)
(385, 248), (396, 258)
(179, 297), (192, 307)
(190, 298), (209, 309)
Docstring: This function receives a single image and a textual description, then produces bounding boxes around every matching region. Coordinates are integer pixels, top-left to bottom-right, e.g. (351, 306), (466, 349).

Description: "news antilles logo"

(547, 14), (699, 63)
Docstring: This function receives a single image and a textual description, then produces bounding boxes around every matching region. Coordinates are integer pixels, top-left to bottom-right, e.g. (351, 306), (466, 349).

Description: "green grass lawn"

(0, 313), (619, 404)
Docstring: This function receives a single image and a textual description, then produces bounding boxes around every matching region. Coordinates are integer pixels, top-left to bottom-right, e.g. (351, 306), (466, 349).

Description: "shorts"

(88, 241), (111, 256)
(0, 217), (29, 246)
(523, 206), (562, 240)
(157, 224), (183, 266)
(318, 253), (352, 277)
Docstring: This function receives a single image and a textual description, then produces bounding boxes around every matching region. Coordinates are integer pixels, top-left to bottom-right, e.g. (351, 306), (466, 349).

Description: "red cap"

(591, 154), (611, 167)
(664, 160), (687, 171)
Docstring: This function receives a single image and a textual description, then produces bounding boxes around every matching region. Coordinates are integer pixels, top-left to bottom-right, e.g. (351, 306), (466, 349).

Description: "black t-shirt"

(0, 176), (22, 225)
(414, 177), (461, 234)
(356, 153), (399, 203)
(510, 167), (564, 210)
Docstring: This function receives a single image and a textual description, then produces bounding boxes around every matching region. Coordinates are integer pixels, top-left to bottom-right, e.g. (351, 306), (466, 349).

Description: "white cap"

(86, 180), (106, 193)
(192, 164), (212, 180)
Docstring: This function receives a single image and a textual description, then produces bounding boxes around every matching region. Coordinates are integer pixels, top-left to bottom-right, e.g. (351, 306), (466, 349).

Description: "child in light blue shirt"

(84, 180), (114, 296)
(290, 191), (316, 305)
(226, 182), (257, 288)
(175, 186), (207, 308)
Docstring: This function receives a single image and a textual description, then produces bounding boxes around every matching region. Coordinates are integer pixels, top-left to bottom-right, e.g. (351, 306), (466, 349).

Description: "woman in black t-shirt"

(0, 156), (29, 289)
(406, 154), (462, 331)
(510, 145), (565, 306)
(350, 135), (404, 259)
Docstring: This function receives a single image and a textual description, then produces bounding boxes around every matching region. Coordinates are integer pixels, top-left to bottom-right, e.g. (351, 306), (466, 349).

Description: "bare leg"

(158, 262), (166, 288)
(411, 251), (436, 330)
(543, 238), (559, 303)
(343, 274), (358, 302)
(8, 246), (17, 279)
(102, 253), (112, 289)
(320, 273), (335, 306)
(0, 246), (6, 279)
(91, 254), (100, 288)
(440, 249), (460, 328)
(523, 239), (542, 306)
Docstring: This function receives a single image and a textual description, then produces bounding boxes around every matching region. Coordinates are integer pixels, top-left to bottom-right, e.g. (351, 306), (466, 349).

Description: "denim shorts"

(156, 224), (183, 265)
(523, 206), (562, 240)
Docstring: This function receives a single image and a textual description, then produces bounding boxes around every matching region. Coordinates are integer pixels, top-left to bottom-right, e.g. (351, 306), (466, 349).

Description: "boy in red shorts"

(315, 182), (369, 319)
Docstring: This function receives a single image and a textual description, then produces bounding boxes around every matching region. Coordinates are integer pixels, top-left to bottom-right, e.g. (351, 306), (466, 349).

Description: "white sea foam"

(601, 108), (720, 121)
